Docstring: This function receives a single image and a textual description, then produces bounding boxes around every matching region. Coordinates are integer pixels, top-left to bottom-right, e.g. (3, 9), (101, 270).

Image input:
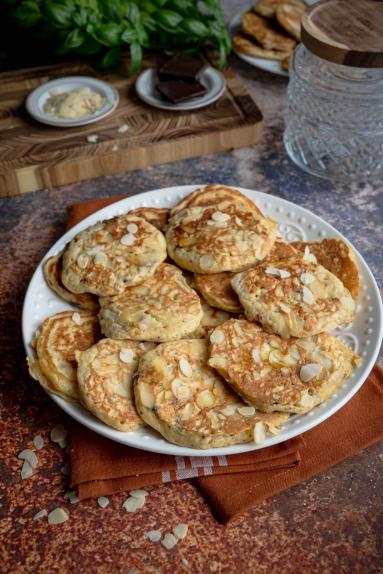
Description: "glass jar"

(284, 2), (383, 183)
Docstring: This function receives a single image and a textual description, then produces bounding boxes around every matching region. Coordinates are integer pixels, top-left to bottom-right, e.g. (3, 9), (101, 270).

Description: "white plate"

(135, 67), (226, 111)
(228, 0), (316, 77)
(22, 185), (383, 457)
(26, 76), (119, 127)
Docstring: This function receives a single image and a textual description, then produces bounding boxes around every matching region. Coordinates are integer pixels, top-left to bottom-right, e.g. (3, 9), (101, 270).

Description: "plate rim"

(25, 75), (119, 128)
(22, 184), (383, 456)
(135, 67), (226, 111)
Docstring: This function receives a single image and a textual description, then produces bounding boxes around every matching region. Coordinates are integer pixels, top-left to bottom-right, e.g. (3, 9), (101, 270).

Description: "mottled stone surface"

(0, 1), (382, 572)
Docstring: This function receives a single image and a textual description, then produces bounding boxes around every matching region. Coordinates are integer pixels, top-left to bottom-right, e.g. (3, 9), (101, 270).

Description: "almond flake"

(280, 303), (291, 313)
(18, 449), (38, 469)
(300, 272), (315, 285)
(117, 123), (129, 133)
(220, 405), (237, 416)
(210, 330), (225, 345)
(119, 349), (134, 363)
(72, 312), (82, 325)
(172, 523), (188, 540)
(237, 406), (256, 416)
(33, 435), (44, 450)
(127, 222), (138, 233)
(171, 379), (190, 401)
(233, 322), (244, 336)
(68, 492), (80, 504)
(279, 269), (291, 279)
(58, 439), (67, 449)
(265, 267), (281, 277)
(21, 460), (33, 479)
(122, 496), (145, 512)
(235, 217), (242, 226)
(211, 211), (230, 222)
(139, 383), (155, 409)
(50, 424), (68, 444)
(302, 285), (315, 305)
(77, 254), (89, 269)
(145, 530), (162, 542)
(254, 421), (266, 444)
(87, 245), (103, 255)
(129, 489), (148, 499)
(300, 363), (322, 382)
(199, 254), (215, 270)
(179, 357), (192, 377)
(161, 533), (178, 550)
(86, 135), (99, 143)
(48, 508), (69, 525)
(251, 348), (261, 363)
(303, 246), (317, 264)
(196, 390), (215, 409)
(120, 233), (136, 246)
(33, 509), (47, 521)
(97, 496), (109, 508)
(94, 251), (108, 266)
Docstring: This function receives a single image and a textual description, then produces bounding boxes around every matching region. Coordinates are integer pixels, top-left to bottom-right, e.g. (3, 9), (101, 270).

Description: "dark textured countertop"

(1, 1), (383, 572)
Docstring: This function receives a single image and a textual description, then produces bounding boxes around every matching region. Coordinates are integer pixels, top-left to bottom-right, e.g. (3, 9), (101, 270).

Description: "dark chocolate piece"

(156, 80), (207, 103)
(157, 55), (206, 82)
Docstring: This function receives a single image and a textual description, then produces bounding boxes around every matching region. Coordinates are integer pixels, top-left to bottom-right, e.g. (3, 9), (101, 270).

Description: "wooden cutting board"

(0, 57), (263, 197)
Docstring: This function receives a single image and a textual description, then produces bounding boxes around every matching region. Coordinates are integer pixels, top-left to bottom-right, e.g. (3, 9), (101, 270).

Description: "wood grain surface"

(0, 57), (263, 197)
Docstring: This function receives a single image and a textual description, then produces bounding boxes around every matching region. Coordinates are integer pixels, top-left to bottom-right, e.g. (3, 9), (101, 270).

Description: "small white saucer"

(25, 76), (119, 128)
(135, 66), (226, 111)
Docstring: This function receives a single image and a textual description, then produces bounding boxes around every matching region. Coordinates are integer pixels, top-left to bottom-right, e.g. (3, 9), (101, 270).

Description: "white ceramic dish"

(228, 0), (316, 77)
(22, 185), (383, 456)
(25, 76), (119, 127)
(135, 67), (226, 111)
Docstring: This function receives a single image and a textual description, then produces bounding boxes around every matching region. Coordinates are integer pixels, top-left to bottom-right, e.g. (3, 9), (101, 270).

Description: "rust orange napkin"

(67, 196), (383, 523)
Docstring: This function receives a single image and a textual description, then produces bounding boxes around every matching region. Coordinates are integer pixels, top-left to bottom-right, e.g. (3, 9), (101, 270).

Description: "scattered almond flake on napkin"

(33, 435), (44, 450)
(50, 424), (68, 444)
(145, 530), (162, 542)
(18, 449), (38, 469)
(33, 509), (47, 521)
(161, 533), (178, 550)
(97, 496), (110, 508)
(172, 523), (188, 540)
(48, 508), (69, 525)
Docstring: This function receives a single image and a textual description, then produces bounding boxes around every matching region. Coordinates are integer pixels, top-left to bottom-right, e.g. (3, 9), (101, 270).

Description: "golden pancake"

(98, 263), (203, 342)
(43, 252), (98, 310)
(209, 319), (360, 414)
(170, 184), (263, 216)
(27, 310), (100, 401)
(135, 339), (288, 448)
(128, 207), (169, 233)
(233, 34), (292, 61)
(62, 214), (167, 296)
(194, 272), (242, 313)
(292, 239), (360, 299)
(76, 338), (155, 431)
(276, 3), (306, 41)
(253, 0), (307, 18)
(242, 12), (296, 52)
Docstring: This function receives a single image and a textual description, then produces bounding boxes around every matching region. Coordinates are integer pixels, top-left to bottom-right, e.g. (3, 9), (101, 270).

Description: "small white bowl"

(26, 76), (119, 128)
(135, 66), (226, 111)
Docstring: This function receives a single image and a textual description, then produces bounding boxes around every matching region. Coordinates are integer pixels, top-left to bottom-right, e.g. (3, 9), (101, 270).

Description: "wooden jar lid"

(301, 0), (383, 67)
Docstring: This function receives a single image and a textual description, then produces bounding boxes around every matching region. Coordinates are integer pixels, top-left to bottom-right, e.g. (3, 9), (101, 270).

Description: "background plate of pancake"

(23, 185), (382, 456)
(229, 0), (316, 77)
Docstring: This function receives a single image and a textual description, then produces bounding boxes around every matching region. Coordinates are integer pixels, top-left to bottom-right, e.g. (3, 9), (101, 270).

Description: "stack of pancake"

(28, 184), (361, 449)
(233, 0), (309, 72)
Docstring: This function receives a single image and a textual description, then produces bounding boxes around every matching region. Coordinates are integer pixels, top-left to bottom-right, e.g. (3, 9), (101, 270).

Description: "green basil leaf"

(42, 1), (74, 28)
(92, 22), (123, 46)
(11, 1), (41, 28)
(98, 0), (120, 21)
(129, 41), (142, 74)
(121, 26), (136, 43)
(156, 9), (182, 30)
(74, 36), (101, 54)
(63, 28), (85, 49)
(73, 8), (88, 27)
(126, 2), (141, 26)
(182, 18), (209, 37)
(98, 46), (121, 68)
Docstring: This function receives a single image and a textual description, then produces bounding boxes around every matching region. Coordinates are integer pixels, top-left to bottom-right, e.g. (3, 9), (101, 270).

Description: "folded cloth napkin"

(67, 196), (383, 523)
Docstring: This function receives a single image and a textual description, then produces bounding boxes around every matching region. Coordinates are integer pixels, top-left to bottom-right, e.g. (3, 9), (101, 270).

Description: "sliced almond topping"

(139, 383), (155, 409)
(280, 303), (291, 313)
(87, 245), (103, 255)
(21, 460), (33, 479)
(196, 390), (215, 409)
(220, 405), (237, 416)
(161, 533), (178, 550)
(120, 233), (136, 246)
(33, 509), (47, 521)
(97, 496), (109, 508)
(77, 254), (89, 269)
(237, 406), (256, 416)
(303, 246), (317, 264)
(33, 435), (44, 450)
(261, 342), (271, 361)
(171, 379), (191, 401)
(269, 349), (297, 368)
(50, 424), (68, 444)
(300, 272), (315, 285)
(233, 322), (244, 336)
(279, 269), (291, 278)
(254, 421), (266, 444)
(127, 222), (138, 234)
(179, 357), (192, 377)
(235, 217), (242, 225)
(119, 349), (134, 363)
(145, 530), (162, 542)
(302, 285), (315, 305)
(18, 449), (38, 469)
(172, 523), (188, 540)
(210, 330), (225, 345)
(251, 348), (261, 363)
(180, 403), (194, 420)
(48, 508), (69, 525)
(300, 363), (322, 382)
(129, 489), (148, 499)
(94, 251), (108, 266)
(72, 312), (82, 325)
(199, 254), (215, 270)
(265, 267), (281, 277)
(211, 211), (230, 222)
(209, 356), (227, 369)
